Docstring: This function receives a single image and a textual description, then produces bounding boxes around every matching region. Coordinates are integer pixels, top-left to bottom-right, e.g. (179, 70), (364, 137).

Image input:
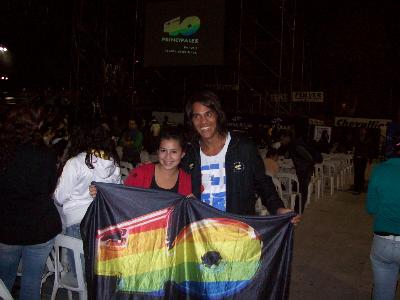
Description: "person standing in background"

(279, 130), (322, 213)
(120, 117), (143, 166)
(0, 106), (62, 300)
(150, 116), (161, 154)
(162, 115), (170, 128)
(317, 130), (331, 154)
(367, 131), (400, 300)
(353, 128), (372, 194)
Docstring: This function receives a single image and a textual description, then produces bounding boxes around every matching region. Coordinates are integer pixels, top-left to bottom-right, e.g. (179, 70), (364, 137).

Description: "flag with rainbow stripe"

(81, 182), (294, 299)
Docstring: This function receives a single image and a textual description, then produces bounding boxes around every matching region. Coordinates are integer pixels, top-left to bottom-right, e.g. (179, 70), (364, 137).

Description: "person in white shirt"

(54, 125), (121, 238)
(181, 90), (300, 225)
(54, 125), (121, 276)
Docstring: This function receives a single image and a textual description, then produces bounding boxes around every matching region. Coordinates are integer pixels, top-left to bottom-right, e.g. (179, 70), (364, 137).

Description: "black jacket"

(289, 138), (322, 174)
(0, 144), (62, 245)
(181, 133), (285, 215)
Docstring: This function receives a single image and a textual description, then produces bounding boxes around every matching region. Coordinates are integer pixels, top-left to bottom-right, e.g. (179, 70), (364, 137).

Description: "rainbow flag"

(81, 183), (294, 299)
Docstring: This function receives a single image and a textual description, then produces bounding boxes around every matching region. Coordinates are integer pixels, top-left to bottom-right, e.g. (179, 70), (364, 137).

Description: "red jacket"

(124, 163), (192, 196)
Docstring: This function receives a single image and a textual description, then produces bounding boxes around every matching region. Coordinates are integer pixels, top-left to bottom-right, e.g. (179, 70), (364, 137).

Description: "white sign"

(270, 93), (288, 102)
(292, 91), (324, 102)
(309, 118), (324, 125)
(314, 126), (332, 142)
(334, 117), (391, 129)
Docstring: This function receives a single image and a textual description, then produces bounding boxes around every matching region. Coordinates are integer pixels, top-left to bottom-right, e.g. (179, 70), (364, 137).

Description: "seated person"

(264, 147), (280, 177)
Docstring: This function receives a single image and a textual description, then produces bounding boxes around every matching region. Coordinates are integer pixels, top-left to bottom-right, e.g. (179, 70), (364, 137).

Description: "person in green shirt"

(120, 118), (143, 166)
(367, 131), (400, 300)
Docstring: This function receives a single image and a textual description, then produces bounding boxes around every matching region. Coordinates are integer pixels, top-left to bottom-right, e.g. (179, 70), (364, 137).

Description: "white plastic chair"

(51, 234), (87, 300)
(322, 161), (338, 196)
(272, 176), (297, 211)
(276, 172), (303, 214)
(314, 164), (324, 197)
(42, 248), (56, 285)
(0, 278), (13, 300)
(255, 197), (269, 216)
(311, 171), (321, 201)
(341, 154), (354, 185)
(306, 181), (313, 208)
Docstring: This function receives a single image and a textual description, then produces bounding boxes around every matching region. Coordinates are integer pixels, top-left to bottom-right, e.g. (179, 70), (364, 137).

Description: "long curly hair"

(85, 125), (120, 169)
(0, 105), (45, 171)
(67, 123), (120, 169)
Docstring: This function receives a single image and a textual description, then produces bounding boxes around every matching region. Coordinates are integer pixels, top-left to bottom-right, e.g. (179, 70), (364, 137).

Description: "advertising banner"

(144, 0), (225, 66)
(334, 117), (391, 129)
(292, 91), (324, 103)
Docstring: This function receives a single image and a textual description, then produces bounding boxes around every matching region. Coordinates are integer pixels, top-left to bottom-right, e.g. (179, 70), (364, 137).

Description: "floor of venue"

(289, 190), (375, 300)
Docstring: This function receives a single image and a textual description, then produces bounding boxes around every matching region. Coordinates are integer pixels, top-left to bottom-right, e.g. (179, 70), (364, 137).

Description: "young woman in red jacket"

(124, 128), (192, 195)
(90, 127), (192, 196)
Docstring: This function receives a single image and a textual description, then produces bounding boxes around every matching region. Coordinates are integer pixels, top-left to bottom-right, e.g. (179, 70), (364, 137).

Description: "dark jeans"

(354, 156), (367, 192)
(0, 239), (55, 300)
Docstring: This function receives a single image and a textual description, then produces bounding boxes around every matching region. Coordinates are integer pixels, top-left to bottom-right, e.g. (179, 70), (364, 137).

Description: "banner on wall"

(81, 183), (294, 300)
(292, 91), (324, 103)
(334, 117), (391, 129)
(334, 117), (392, 157)
(270, 93), (289, 102)
(144, 0), (225, 66)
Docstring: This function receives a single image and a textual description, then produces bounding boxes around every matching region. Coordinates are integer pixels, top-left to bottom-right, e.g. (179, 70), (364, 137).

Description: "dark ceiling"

(0, 0), (399, 119)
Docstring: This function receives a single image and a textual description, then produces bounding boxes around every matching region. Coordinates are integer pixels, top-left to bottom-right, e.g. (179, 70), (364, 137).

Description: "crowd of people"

(2, 88), (386, 299)
(0, 90), (302, 299)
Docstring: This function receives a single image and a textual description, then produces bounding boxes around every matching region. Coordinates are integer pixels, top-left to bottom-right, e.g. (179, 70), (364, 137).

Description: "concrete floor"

(19, 189), (386, 299)
(289, 190), (375, 300)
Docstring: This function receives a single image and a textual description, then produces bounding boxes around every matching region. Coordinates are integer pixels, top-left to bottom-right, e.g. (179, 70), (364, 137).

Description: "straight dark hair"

(185, 90), (228, 139)
(159, 127), (187, 151)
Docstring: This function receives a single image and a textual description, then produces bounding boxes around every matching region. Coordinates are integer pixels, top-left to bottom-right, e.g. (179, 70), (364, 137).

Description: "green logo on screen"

(164, 16), (201, 37)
